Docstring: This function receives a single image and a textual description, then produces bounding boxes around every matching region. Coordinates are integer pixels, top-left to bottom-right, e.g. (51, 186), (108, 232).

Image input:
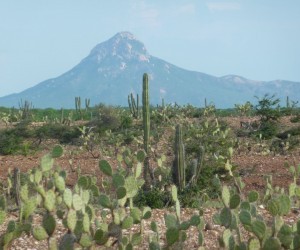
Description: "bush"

(34, 124), (81, 144)
(290, 114), (300, 123)
(88, 104), (121, 134)
(0, 129), (23, 155)
(134, 188), (171, 209)
(277, 126), (300, 139)
(254, 121), (278, 139)
(255, 94), (281, 122)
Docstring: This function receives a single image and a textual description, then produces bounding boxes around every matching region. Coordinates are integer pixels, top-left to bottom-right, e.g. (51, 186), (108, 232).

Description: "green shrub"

(88, 104), (121, 134)
(290, 114), (300, 123)
(0, 129), (23, 155)
(255, 94), (281, 122)
(254, 121), (278, 139)
(0, 124), (34, 155)
(120, 115), (133, 129)
(34, 124), (81, 144)
(277, 126), (300, 139)
(134, 188), (171, 209)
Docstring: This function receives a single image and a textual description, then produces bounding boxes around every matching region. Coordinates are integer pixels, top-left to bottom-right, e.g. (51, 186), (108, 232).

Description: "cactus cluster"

(1, 74), (300, 249)
(172, 124), (205, 191)
(128, 93), (139, 119)
(212, 176), (300, 249)
(149, 185), (204, 249)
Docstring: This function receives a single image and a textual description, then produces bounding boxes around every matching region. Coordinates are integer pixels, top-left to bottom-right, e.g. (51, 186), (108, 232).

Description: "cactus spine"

(173, 124), (186, 191)
(128, 93), (139, 119)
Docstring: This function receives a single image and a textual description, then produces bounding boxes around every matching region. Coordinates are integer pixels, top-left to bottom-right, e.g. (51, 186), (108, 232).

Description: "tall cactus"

(75, 97), (81, 112)
(173, 124), (186, 191)
(142, 73), (151, 188)
(143, 74), (150, 154)
(75, 96), (83, 119)
(85, 98), (90, 111)
(128, 93), (139, 119)
(286, 96), (290, 108)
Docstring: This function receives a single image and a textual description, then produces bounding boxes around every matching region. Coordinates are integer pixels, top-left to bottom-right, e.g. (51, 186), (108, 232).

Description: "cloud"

(177, 3), (196, 15)
(206, 2), (241, 11)
(130, 1), (160, 28)
(160, 88), (166, 95)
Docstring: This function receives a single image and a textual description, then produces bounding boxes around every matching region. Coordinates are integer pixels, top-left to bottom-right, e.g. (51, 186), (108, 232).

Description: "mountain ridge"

(0, 31), (299, 108)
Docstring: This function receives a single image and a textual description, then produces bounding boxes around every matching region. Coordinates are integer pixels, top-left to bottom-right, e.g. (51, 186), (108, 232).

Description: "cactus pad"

(44, 190), (56, 212)
(32, 226), (48, 241)
(41, 154), (54, 172)
(79, 233), (93, 248)
(112, 173), (125, 188)
(166, 227), (179, 246)
(248, 238), (260, 250)
(63, 188), (72, 208)
(67, 209), (77, 232)
(72, 193), (83, 211)
(229, 194), (241, 209)
(278, 224), (293, 248)
(99, 194), (111, 209)
(262, 237), (281, 250)
(51, 145), (63, 158)
(220, 207), (232, 228)
(94, 228), (108, 245)
(252, 220), (266, 240)
(221, 186), (230, 207)
(116, 186), (127, 200)
(189, 214), (201, 226)
(239, 210), (252, 226)
(54, 175), (65, 192)
(122, 216), (134, 229)
(42, 213), (56, 236)
(99, 160), (113, 176)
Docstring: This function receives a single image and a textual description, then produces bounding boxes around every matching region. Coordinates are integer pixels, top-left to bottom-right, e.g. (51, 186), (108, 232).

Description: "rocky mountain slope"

(0, 31), (299, 108)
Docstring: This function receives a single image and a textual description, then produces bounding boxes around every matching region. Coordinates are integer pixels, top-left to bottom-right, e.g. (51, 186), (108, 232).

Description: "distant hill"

(0, 31), (299, 108)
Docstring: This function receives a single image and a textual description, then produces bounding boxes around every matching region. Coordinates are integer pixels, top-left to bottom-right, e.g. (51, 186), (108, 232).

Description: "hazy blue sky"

(1, 0), (300, 97)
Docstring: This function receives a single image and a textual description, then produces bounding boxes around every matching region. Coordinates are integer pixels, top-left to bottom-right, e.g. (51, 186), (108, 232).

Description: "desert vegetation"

(0, 74), (300, 249)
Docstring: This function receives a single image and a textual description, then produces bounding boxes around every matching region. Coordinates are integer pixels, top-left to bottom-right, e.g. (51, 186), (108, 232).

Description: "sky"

(0, 0), (300, 97)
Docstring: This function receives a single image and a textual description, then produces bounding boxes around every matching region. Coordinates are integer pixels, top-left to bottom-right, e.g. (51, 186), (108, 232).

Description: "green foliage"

(34, 123), (81, 144)
(256, 121), (279, 139)
(0, 129), (24, 155)
(88, 103), (121, 134)
(134, 188), (170, 209)
(255, 94), (281, 122)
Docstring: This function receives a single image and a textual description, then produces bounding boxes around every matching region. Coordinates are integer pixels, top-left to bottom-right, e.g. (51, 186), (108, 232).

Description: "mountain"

(0, 31), (299, 108)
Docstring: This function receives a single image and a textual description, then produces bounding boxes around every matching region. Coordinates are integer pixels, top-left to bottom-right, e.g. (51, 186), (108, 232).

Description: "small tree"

(255, 94), (280, 122)
(254, 94), (281, 139)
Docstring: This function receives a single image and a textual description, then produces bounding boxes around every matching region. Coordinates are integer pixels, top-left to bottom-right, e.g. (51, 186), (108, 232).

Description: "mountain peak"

(89, 31), (150, 63)
(113, 31), (136, 40)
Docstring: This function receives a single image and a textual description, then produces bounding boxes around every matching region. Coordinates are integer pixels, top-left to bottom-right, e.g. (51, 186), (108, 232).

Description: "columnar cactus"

(85, 98), (90, 110)
(75, 96), (82, 119)
(75, 97), (81, 112)
(128, 93), (139, 118)
(143, 73), (150, 154)
(173, 124), (186, 191)
(142, 73), (151, 188)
